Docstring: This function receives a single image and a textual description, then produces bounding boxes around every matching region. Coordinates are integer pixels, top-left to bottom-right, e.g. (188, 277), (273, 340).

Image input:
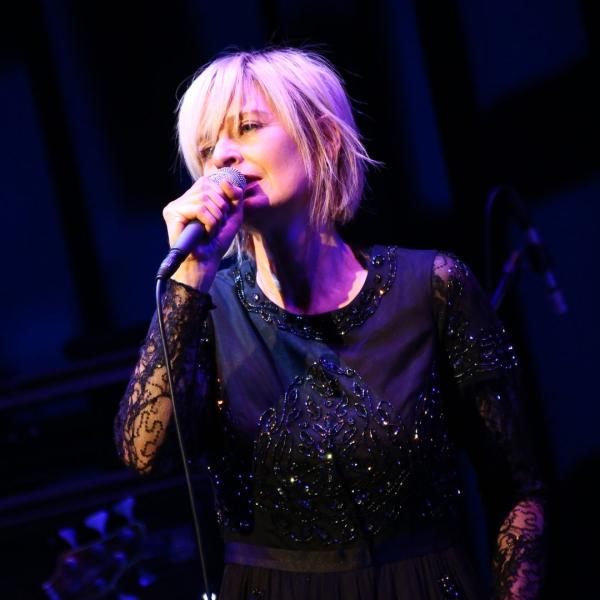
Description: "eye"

(199, 145), (214, 160)
(239, 121), (261, 134)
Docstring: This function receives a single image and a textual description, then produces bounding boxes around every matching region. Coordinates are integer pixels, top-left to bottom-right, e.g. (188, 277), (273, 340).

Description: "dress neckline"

(233, 245), (397, 340)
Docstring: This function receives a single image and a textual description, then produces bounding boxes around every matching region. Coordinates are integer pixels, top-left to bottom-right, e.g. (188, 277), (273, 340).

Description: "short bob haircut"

(176, 47), (379, 260)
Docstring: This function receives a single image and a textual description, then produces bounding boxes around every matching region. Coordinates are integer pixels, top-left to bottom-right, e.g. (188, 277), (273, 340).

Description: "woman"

(114, 48), (546, 599)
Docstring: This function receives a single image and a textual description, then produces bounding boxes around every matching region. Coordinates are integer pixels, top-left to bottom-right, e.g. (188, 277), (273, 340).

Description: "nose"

(211, 134), (242, 169)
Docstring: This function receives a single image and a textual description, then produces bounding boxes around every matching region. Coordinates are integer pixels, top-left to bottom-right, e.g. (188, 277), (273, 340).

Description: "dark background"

(1, 0), (597, 598)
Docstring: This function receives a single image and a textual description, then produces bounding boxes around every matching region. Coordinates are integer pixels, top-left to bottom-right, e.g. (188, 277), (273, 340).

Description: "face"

(199, 87), (311, 231)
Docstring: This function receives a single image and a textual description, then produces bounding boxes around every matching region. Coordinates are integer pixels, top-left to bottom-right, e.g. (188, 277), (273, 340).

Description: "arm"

(113, 279), (216, 474)
(114, 165), (244, 474)
(432, 252), (547, 600)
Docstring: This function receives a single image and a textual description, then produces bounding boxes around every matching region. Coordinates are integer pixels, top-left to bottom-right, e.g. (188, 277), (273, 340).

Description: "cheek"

(276, 142), (306, 184)
(268, 131), (301, 165)
(275, 161), (308, 198)
(258, 132), (308, 195)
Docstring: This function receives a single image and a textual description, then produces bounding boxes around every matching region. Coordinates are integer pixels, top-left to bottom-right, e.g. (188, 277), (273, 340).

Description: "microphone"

(503, 187), (568, 315)
(156, 167), (246, 280)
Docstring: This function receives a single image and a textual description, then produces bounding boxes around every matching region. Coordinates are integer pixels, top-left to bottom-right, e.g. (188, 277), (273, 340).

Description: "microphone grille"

(208, 167), (247, 190)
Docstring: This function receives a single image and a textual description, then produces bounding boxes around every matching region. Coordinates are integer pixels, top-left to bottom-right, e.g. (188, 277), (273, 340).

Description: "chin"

(243, 198), (266, 214)
(242, 196), (271, 226)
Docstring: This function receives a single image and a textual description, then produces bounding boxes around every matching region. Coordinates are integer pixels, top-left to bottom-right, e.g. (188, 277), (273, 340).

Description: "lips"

(242, 176), (261, 197)
(243, 183), (261, 199)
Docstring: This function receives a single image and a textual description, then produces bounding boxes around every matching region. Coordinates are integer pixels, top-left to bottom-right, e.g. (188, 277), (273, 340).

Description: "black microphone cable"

(155, 276), (214, 600)
(153, 167), (246, 599)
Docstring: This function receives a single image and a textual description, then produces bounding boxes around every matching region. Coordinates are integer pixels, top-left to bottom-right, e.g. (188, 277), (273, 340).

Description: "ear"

(317, 115), (342, 159)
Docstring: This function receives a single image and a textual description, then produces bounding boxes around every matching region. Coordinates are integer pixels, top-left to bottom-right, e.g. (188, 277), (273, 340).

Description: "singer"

(114, 48), (546, 599)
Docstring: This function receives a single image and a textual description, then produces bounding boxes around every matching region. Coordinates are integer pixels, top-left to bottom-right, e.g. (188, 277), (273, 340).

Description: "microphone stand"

(490, 245), (526, 311)
(484, 185), (568, 315)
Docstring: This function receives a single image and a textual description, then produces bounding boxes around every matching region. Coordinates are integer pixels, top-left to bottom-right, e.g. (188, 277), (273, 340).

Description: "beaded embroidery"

(206, 420), (255, 533)
(250, 356), (461, 544)
(233, 246), (397, 340)
(434, 253), (519, 386)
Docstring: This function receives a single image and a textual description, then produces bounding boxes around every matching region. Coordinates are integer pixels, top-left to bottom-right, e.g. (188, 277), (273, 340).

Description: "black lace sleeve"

(113, 279), (217, 475)
(432, 252), (547, 600)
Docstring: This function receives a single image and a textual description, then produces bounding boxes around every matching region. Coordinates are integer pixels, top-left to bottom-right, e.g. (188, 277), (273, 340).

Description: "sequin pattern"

(206, 414), (256, 533)
(433, 253), (519, 387)
(437, 573), (466, 599)
(233, 246), (397, 340)
(251, 356), (461, 544)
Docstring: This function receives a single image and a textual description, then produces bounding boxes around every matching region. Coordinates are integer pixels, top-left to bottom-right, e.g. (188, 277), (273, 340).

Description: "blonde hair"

(176, 47), (380, 259)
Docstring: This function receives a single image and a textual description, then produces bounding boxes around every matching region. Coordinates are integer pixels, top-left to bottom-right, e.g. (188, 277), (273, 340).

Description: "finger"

(163, 205), (190, 243)
(218, 179), (244, 204)
(194, 188), (230, 234)
(197, 196), (226, 228)
(193, 175), (244, 206)
(162, 175), (240, 245)
(195, 204), (220, 236)
(163, 198), (214, 245)
(201, 186), (231, 216)
(165, 184), (227, 221)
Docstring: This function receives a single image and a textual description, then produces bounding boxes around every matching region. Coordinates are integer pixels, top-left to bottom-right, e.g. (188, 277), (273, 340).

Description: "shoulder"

(432, 251), (471, 287)
(371, 245), (470, 287)
(393, 248), (476, 327)
(358, 244), (435, 287)
(365, 245), (456, 312)
(366, 244), (439, 272)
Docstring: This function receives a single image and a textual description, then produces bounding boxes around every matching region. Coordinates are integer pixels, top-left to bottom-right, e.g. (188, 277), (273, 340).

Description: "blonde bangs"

(178, 55), (249, 179)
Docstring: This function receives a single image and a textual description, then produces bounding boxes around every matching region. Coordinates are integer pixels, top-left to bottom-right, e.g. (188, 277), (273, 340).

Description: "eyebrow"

(225, 109), (272, 122)
(198, 110), (274, 149)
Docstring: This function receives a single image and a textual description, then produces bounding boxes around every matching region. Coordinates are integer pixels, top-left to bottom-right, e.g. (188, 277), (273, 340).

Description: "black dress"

(114, 245), (546, 599)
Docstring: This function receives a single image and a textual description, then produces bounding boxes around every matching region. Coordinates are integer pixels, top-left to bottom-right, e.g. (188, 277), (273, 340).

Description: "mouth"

(242, 175), (261, 186)
(242, 176), (261, 197)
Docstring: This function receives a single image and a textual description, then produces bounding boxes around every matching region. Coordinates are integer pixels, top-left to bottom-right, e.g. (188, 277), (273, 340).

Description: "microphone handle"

(156, 222), (207, 280)
(156, 168), (246, 281)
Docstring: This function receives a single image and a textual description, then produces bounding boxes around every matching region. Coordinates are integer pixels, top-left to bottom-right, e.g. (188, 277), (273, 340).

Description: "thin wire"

(155, 277), (212, 598)
(483, 185), (506, 295)
(484, 185), (529, 311)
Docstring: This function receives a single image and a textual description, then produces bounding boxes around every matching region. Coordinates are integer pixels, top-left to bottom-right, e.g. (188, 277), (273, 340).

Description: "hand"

(162, 175), (244, 288)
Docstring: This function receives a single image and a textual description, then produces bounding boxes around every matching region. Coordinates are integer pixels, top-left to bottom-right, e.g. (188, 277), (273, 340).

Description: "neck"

(249, 217), (366, 315)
